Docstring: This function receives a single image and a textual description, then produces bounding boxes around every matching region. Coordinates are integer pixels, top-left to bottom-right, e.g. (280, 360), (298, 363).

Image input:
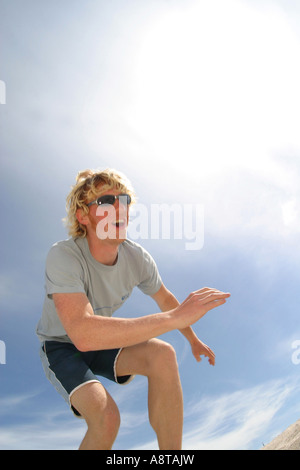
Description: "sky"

(1, 0), (300, 450)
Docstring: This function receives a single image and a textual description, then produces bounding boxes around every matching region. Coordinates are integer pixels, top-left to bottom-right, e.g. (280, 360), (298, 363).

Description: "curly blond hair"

(63, 168), (136, 238)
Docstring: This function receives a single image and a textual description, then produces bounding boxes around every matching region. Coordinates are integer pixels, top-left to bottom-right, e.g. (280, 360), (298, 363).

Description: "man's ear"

(76, 208), (89, 226)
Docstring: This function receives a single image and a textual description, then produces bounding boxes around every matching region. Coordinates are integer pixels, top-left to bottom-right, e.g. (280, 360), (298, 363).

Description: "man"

(36, 168), (230, 450)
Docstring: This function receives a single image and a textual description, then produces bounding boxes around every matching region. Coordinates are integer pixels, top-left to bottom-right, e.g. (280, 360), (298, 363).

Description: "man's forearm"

(71, 301), (195, 352)
(71, 310), (178, 352)
(54, 288), (229, 352)
(54, 292), (181, 352)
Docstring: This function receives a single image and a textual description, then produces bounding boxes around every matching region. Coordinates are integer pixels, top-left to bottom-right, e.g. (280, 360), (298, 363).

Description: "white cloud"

(182, 379), (294, 450)
(0, 393), (86, 450)
(0, 419), (85, 450)
(281, 198), (300, 234)
(0, 393), (37, 416)
(133, 377), (296, 450)
(0, 377), (297, 450)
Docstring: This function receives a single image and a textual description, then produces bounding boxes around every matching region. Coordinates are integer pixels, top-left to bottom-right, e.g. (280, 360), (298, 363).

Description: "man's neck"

(86, 234), (120, 266)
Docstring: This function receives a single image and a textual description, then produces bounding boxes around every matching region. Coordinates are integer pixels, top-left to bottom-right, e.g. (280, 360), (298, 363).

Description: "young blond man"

(37, 168), (230, 450)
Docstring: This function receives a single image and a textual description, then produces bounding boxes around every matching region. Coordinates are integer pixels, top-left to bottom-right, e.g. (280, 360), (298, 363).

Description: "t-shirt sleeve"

(137, 248), (162, 295)
(45, 244), (86, 298)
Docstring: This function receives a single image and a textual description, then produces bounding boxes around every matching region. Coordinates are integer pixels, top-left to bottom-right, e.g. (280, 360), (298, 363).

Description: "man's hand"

(190, 337), (215, 365)
(152, 284), (230, 363)
(172, 287), (230, 330)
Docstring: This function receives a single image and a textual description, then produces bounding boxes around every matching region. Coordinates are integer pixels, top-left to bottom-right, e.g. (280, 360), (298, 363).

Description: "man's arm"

(151, 284), (216, 365)
(53, 287), (230, 352)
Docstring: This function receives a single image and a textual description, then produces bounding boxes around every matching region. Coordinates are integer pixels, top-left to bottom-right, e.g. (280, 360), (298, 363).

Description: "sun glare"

(130, 0), (300, 177)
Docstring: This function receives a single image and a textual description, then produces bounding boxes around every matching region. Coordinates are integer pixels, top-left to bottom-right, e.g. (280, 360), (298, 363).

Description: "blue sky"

(1, 0), (300, 450)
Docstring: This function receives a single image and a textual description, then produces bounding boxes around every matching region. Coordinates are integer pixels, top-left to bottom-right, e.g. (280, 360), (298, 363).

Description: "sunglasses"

(87, 193), (132, 207)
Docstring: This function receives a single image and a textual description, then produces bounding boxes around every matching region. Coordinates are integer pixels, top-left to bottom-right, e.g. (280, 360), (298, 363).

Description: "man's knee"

(101, 400), (121, 436)
(148, 339), (179, 376)
(86, 397), (121, 440)
(72, 384), (121, 436)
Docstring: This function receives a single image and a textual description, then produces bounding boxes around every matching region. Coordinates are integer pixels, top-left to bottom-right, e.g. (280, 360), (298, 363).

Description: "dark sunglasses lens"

(97, 194), (131, 205)
(97, 195), (116, 205)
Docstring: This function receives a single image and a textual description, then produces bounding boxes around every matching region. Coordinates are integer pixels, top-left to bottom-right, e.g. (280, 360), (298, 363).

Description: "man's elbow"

(71, 329), (107, 352)
(75, 340), (90, 352)
(62, 317), (97, 352)
(63, 315), (112, 352)
(71, 332), (98, 352)
(68, 329), (93, 352)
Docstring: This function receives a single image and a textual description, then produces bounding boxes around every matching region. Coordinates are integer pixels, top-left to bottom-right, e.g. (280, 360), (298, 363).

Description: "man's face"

(86, 188), (130, 244)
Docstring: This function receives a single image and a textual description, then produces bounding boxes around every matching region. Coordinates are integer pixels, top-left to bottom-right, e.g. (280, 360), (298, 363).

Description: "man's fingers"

(181, 288), (230, 307)
(193, 288), (230, 298)
(195, 291), (231, 305)
(191, 287), (217, 296)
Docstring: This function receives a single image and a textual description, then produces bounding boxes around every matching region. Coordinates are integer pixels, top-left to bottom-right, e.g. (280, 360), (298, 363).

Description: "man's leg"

(70, 381), (120, 450)
(116, 338), (183, 450)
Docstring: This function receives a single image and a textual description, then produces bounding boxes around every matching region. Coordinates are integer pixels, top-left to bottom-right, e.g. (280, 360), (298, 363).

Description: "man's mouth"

(112, 218), (126, 228)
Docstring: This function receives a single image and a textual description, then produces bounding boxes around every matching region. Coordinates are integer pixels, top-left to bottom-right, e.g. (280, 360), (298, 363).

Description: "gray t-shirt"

(36, 237), (162, 343)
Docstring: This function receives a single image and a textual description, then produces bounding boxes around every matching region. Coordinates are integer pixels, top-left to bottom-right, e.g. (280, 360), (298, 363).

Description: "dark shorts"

(40, 341), (134, 417)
